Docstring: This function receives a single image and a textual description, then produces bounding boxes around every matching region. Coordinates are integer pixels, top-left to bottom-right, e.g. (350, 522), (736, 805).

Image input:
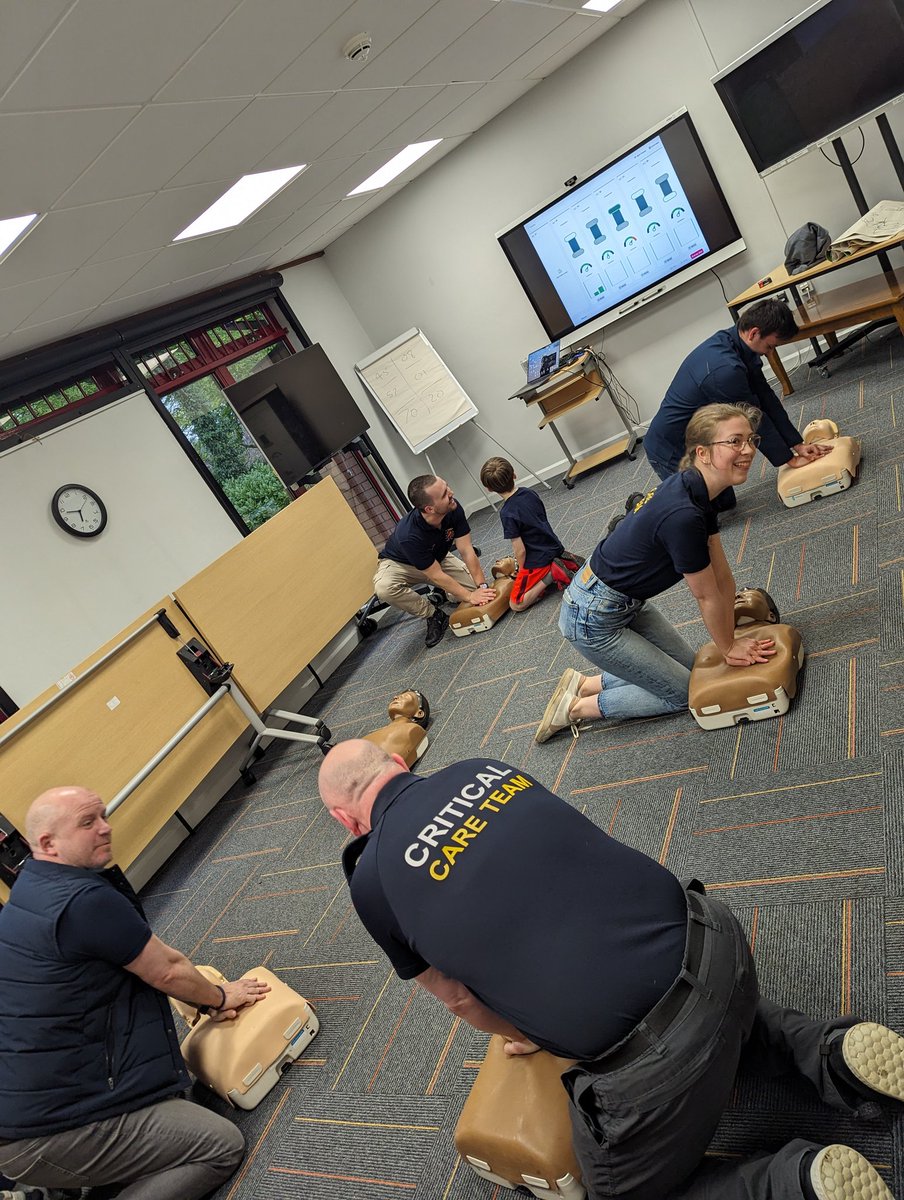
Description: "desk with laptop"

(510, 340), (639, 488)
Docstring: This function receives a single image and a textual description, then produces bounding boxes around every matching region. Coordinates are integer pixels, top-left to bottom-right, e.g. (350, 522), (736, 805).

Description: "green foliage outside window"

(222, 460), (293, 529)
(162, 363), (291, 531)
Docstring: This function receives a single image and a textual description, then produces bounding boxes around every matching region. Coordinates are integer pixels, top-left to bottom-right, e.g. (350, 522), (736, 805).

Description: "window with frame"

(133, 305), (296, 531)
(0, 365), (130, 444)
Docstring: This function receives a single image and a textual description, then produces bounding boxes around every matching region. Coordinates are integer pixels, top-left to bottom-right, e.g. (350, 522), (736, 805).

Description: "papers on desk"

(827, 200), (904, 261)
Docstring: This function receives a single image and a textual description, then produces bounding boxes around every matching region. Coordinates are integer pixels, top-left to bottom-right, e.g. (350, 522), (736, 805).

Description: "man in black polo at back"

(374, 474), (495, 647)
(644, 298), (830, 510)
(318, 739), (904, 1200)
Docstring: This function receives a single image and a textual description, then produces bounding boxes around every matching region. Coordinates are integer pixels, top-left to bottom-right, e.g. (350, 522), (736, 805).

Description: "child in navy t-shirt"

(480, 457), (583, 610)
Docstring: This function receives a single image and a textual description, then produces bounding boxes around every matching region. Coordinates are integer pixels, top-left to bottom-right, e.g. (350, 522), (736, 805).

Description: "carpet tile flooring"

(139, 328), (904, 1198)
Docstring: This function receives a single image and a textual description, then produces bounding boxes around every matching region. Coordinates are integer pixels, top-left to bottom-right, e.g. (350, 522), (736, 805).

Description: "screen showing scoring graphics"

(526, 137), (706, 327)
(498, 111), (744, 342)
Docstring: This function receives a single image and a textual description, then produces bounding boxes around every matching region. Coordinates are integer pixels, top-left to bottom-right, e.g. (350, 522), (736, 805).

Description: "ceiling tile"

(10, 307), (98, 350)
(495, 11), (610, 79)
(0, 271), (75, 332)
(371, 82), (482, 150)
(423, 80), (535, 137)
(105, 239), (242, 302)
(0, 107), (141, 213)
(0, 1), (72, 97)
(20, 251), (158, 328)
(165, 94), (332, 190)
(407, 2), (568, 86)
(1, 0), (241, 109)
(59, 98), (250, 207)
(264, 0), (432, 95)
(260, 90), (397, 166)
(345, 1), (490, 90)
(272, 200), (374, 260)
(84, 183), (233, 263)
(106, 262), (233, 311)
(157, 0), (349, 102)
(0, 195), (151, 288)
(327, 85), (444, 158)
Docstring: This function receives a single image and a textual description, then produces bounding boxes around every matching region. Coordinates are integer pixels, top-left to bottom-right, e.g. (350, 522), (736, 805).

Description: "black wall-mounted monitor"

(225, 344), (369, 488)
(712, 0), (904, 175)
(496, 110), (745, 344)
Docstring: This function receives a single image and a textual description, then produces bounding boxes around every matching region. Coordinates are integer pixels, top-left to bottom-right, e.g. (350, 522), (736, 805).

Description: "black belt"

(585, 890), (712, 1074)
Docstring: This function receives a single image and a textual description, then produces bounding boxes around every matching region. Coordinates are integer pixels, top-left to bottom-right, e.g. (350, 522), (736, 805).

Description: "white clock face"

(52, 485), (107, 537)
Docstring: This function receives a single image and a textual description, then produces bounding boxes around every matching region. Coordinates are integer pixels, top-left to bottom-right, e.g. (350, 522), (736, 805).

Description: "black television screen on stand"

(225, 344), (369, 489)
(496, 109), (745, 344)
(712, 0), (904, 175)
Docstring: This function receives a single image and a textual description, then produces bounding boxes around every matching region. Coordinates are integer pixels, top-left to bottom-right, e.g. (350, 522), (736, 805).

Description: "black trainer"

(424, 607), (449, 648)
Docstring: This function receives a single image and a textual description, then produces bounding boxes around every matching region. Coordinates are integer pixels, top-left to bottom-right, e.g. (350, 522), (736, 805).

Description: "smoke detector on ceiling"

(343, 33), (372, 64)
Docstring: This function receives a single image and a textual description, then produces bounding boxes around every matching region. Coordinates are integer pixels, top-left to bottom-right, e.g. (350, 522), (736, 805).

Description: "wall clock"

(51, 484), (108, 538)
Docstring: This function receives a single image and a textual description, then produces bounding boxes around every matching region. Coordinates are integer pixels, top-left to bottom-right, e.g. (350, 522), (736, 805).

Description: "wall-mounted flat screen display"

(713, 0), (904, 175)
(497, 110), (744, 343)
(225, 343), (369, 487)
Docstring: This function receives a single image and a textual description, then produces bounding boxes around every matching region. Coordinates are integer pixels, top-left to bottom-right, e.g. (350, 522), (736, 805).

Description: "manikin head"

(25, 786), (113, 870)
(387, 690), (430, 727)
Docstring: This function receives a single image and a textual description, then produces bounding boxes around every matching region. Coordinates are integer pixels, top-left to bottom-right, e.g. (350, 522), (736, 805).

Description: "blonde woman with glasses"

(537, 403), (776, 742)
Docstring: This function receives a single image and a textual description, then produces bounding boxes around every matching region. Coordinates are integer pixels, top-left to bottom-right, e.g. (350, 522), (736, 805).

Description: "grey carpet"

(141, 326), (904, 1198)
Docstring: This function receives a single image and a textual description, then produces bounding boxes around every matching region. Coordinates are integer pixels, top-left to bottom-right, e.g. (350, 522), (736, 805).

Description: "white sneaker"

(808, 1144), (894, 1199)
(841, 1022), (904, 1102)
(535, 669), (582, 743)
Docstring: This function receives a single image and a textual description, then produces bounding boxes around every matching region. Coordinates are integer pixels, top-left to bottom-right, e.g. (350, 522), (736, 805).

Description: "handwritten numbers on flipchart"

(359, 332), (477, 453)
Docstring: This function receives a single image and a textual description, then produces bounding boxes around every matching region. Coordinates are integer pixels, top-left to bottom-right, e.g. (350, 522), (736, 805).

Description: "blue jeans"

(645, 448), (679, 482)
(558, 570), (696, 719)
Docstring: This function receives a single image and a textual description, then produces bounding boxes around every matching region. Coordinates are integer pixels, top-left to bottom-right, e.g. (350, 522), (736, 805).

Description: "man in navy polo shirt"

(319, 739), (904, 1200)
(0, 786), (269, 1199)
(374, 474), (495, 647)
(644, 298), (830, 510)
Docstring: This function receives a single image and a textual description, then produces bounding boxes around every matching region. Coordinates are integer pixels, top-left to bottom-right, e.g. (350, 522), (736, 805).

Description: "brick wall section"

(325, 451), (397, 550)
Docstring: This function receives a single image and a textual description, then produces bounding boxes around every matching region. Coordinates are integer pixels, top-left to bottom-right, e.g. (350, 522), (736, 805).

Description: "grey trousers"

(564, 890), (860, 1199)
(373, 554), (476, 619)
(0, 1097), (244, 1200)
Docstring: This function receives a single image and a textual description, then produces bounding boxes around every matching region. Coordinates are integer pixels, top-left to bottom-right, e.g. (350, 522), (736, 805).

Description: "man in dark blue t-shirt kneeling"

(375, 474), (495, 647)
(319, 740), (902, 1200)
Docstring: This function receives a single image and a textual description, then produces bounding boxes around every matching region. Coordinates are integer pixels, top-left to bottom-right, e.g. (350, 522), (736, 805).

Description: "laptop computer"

(525, 340), (560, 384)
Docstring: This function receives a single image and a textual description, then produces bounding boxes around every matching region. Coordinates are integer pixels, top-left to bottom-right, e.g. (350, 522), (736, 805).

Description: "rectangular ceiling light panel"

(347, 140), (442, 196)
(0, 213), (41, 263)
(174, 166), (306, 241)
(582, 0), (624, 11)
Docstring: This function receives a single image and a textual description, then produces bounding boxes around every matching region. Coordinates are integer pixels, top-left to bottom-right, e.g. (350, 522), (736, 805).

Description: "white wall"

(280, 0), (904, 512)
(1, 393), (241, 703)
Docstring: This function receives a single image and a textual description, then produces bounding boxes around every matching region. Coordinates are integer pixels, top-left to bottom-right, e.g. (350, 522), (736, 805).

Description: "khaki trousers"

(374, 555), (476, 619)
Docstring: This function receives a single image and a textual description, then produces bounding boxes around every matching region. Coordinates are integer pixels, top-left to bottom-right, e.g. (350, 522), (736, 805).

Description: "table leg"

(893, 300), (904, 337)
(766, 348), (794, 397)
